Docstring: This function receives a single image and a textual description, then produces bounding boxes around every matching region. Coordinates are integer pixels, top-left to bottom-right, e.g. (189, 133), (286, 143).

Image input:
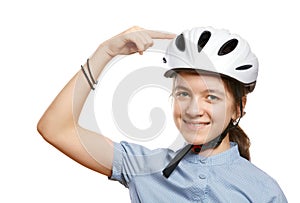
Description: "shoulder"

(114, 141), (173, 157)
(235, 157), (276, 184)
(110, 141), (179, 187)
(232, 156), (287, 201)
(112, 141), (174, 174)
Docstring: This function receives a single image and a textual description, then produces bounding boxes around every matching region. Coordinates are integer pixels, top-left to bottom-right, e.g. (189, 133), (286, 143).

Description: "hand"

(102, 26), (176, 57)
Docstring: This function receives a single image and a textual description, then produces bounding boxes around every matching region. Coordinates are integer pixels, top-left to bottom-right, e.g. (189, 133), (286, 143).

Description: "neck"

(193, 134), (230, 157)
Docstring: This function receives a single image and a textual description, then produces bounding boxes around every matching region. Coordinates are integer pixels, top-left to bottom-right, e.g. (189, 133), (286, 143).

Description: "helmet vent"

(197, 31), (211, 52)
(235, 64), (252, 70)
(218, 39), (238, 56)
(175, 33), (185, 51)
(162, 57), (167, 63)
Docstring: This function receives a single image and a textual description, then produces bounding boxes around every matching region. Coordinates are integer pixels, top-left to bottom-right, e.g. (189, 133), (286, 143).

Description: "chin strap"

(163, 101), (243, 178)
(162, 143), (193, 178)
(162, 122), (233, 178)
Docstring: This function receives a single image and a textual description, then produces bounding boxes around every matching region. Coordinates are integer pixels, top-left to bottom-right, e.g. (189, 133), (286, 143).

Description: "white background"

(1, 0), (299, 202)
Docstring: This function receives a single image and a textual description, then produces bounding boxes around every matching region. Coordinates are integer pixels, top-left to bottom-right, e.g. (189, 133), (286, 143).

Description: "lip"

(183, 119), (210, 131)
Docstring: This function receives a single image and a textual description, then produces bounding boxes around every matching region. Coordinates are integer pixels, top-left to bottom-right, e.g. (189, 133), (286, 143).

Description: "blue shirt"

(109, 142), (287, 202)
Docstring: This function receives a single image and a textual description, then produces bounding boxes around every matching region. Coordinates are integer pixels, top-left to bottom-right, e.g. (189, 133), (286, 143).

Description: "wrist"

(87, 44), (114, 75)
(96, 41), (117, 58)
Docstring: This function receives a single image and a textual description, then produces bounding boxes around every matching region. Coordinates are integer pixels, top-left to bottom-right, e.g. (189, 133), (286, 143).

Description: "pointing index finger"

(146, 30), (176, 39)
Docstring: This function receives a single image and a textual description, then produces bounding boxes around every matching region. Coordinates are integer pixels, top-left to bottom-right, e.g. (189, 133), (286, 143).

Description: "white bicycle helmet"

(163, 26), (258, 92)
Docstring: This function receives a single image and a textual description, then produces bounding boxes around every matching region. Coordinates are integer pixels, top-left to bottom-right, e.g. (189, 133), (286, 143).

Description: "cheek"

(173, 101), (182, 125)
(172, 100), (190, 130)
(211, 101), (234, 127)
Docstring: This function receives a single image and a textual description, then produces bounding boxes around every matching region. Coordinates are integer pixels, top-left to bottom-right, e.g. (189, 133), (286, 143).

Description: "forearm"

(73, 44), (113, 120)
(38, 44), (113, 137)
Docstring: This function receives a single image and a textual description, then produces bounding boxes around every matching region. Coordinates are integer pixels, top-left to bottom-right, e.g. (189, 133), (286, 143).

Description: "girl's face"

(172, 71), (237, 145)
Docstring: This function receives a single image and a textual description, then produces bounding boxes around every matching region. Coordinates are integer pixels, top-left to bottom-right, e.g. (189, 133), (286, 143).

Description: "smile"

(183, 119), (210, 130)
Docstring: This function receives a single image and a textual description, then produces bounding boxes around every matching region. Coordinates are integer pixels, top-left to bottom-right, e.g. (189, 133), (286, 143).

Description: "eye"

(175, 91), (190, 98)
(207, 95), (219, 101)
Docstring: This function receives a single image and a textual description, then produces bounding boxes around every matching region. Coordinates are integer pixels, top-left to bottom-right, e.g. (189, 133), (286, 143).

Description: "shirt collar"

(183, 142), (240, 165)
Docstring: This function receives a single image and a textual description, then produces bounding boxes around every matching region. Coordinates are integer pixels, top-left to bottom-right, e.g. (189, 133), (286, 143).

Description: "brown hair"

(222, 77), (251, 161)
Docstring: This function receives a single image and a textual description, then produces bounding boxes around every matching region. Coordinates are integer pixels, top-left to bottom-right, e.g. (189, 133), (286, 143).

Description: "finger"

(135, 37), (147, 53)
(138, 31), (154, 49)
(130, 32), (153, 53)
(145, 30), (176, 39)
(121, 26), (144, 35)
(126, 34), (146, 54)
(144, 33), (154, 47)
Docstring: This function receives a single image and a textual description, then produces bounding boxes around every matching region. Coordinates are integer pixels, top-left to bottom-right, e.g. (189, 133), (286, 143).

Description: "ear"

(232, 96), (247, 120)
(241, 96), (247, 117)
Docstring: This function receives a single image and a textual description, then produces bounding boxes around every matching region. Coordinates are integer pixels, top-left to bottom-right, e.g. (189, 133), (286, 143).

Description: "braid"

(222, 76), (251, 161)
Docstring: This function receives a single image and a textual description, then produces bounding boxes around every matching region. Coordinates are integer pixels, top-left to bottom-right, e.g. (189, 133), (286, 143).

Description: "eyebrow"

(205, 89), (226, 96)
(174, 85), (190, 92)
(174, 85), (225, 96)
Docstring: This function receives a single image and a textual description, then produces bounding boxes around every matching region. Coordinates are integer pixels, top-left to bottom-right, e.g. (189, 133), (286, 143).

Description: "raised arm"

(37, 26), (175, 177)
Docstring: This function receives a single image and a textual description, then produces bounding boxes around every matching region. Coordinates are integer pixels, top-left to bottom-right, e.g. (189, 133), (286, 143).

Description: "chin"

(182, 134), (208, 145)
(182, 131), (221, 145)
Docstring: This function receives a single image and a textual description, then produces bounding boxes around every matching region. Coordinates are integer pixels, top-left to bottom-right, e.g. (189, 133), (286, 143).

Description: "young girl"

(37, 26), (287, 202)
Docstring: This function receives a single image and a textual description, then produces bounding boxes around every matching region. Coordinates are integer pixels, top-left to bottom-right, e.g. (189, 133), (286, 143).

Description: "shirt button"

(199, 174), (206, 179)
(200, 159), (206, 164)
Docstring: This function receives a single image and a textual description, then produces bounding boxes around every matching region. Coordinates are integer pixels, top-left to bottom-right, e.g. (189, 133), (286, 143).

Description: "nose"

(185, 97), (204, 117)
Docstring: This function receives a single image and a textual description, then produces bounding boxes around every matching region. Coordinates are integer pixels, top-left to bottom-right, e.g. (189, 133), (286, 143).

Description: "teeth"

(190, 123), (202, 126)
(183, 120), (208, 127)
(184, 120), (208, 126)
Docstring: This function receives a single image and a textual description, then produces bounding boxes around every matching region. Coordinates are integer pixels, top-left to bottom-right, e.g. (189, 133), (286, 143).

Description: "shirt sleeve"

(108, 141), (169, 187)
(267, 181), (288, 203)
(254, 169), (288, 203)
